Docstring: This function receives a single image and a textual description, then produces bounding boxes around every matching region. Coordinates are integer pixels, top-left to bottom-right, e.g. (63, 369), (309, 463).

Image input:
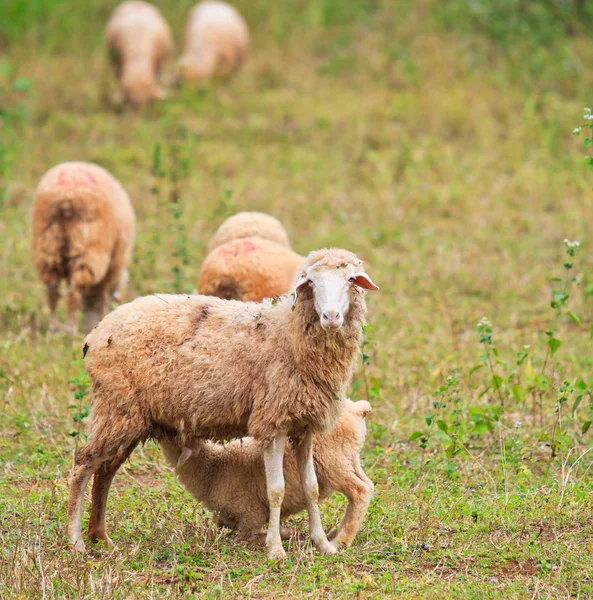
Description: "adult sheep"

(106, 1), (173, 105)
(179, 1), (249, 83)
(198, 236), (302, 302)
(159, 399), (374, 548)
(67, 248), (378, 559)
(207, 211), (290, 253)
(31, 162), (135, 334)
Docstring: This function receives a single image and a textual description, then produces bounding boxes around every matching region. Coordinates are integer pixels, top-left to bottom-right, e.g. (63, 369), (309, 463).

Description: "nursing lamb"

(66, 248), (378, 559)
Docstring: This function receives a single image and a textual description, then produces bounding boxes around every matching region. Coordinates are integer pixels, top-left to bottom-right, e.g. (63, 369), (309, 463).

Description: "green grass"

(2, 0), (593, 597)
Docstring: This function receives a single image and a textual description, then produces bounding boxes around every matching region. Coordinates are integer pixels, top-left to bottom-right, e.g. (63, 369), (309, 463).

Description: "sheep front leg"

(294, 432), (337, 555)
(263, 433), (287, 560)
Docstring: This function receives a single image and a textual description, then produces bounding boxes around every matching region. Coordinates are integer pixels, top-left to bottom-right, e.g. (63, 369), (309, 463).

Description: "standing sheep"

(67, 248), (378, 559)
(207, 211), (291, 253)
(159, 399), (374, 548)
(179, 1), (249, 83)
(106, 1), (173, 105)
(31, 162), (135, 334)
(198, 236), (303, 302)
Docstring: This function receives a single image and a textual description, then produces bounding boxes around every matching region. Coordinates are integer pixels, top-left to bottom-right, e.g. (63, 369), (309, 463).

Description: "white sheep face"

(294, 262), (378, 331)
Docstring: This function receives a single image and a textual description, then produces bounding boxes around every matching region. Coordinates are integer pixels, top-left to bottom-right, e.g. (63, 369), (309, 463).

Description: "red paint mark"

(86, 170), (98, 186)
(55, 165), (98, 188)
(57, 168), (68, 186)
(218, 239), (259, 258)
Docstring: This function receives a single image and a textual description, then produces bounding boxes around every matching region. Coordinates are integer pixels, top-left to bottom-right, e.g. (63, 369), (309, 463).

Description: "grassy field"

(2, 0), (593, 597)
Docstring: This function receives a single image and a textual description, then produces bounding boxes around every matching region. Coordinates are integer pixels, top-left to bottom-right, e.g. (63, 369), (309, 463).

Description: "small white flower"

(573, 127), (582, 134)
(585, 114), (593, 121)
(477, 316), (491, 328)
(514, 421), (522, 428)
(585, 107), (592, 115)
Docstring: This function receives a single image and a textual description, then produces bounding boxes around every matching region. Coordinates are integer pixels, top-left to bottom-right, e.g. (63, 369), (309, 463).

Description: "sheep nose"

(321, 311), (343, 330)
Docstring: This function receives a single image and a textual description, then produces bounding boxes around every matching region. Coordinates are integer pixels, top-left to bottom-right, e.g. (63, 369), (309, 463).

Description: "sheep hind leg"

(83, 286), (109, 333)
(328, 474), (373, 548)
(67, 414), (145, 552)
(67, 454), (102, 552)
(354, 455), (374, 488)
(64, 283), (83, 335)
(293, 432), (337, 556)
(87, 442), (136, 545)
(47, 283), (60, 332)
(66, 265), (95, 334)
(263, 433), (287, 560)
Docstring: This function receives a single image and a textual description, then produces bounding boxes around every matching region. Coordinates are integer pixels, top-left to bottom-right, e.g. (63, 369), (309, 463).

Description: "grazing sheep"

(160, 399), (374, 548)
(67, 248), (378, 559)
(198, 236), (302, 302)
(207, 211), (290, 253)
(179, 1), (249, 83)
(31, 162), (135, 334)
(106, 1), (173, 105)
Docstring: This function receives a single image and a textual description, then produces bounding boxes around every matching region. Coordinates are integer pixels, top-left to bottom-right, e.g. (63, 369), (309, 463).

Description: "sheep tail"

(352, 400), (372, 418)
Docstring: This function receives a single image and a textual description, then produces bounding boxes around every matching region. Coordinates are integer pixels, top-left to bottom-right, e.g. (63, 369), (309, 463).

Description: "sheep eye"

(348, 277), (355, 283)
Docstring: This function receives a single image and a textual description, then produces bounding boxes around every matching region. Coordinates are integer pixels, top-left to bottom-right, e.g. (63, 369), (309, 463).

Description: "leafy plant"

(67, 362), (91, 453)
(146, 121), (198, 294)
(476, 316), (505, 407)
(355, 324), (381, 402)
(409, 370), (461, 464)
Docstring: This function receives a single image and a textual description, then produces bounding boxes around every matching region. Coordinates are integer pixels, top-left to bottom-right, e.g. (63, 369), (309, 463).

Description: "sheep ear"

(351, 273), (379, 291)
(176, 446), (192, 468)
(292, 276), (310, 304)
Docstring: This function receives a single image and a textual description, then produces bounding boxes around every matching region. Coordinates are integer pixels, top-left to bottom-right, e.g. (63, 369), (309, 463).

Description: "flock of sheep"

(106, 0), (249, 105)
(30, 1), (379, 561)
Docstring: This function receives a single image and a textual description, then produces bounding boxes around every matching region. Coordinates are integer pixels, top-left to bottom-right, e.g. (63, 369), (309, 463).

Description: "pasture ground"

(1, 1), (593, 597)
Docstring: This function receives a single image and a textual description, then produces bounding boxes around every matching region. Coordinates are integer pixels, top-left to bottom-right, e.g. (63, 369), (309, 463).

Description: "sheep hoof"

(242, 532), (266, 546)
(90, 532), (114, 547)
(280, 527), (300, 540)
(267, 544), (286, 560)
(317, 539), (339, 555)
(72, 537), (86, 553)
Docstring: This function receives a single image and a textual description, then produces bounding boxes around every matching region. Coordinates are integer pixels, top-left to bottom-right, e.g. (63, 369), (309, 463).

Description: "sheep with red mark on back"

(198, 236), (302, 302)
(207, 212), (290, 253)
(31, 162), (135, 334)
